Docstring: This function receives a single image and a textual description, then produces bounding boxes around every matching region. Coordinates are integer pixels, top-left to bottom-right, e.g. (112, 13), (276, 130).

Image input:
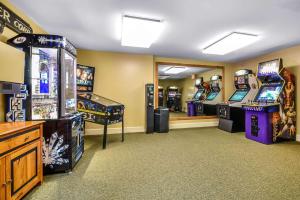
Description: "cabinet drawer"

(0, 129), (40, 155)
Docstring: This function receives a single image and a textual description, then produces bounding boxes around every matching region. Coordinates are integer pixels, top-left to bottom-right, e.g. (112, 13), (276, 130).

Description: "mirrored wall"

(156, 63), (224, 120)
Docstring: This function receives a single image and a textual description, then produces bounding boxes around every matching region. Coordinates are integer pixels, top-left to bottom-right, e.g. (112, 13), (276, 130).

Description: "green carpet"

(25, 127), (300, 200)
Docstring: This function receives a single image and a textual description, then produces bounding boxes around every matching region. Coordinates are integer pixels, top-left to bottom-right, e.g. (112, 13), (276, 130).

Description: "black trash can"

(154, 107), (169, 133)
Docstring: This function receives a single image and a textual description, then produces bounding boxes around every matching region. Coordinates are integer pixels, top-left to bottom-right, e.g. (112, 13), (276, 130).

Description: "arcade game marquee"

(76, 64), (125, 149)
(197, 75), (222, 115)
(242, 59), (296, 144)
(217, 69), (258, 132)
(8, 33), (85, 174)
(186, 77), (209, 116)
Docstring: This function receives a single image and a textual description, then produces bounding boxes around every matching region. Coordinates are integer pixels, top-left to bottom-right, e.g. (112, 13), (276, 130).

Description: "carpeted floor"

(25, 127), (300, 200)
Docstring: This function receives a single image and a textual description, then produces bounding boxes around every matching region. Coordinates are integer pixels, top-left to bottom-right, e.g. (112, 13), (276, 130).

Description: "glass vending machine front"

(31, 47), (59, 120)
(61, 49), (77, 116)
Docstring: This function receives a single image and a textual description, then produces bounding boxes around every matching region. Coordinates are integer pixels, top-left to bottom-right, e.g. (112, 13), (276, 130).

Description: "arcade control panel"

(242, 102), (280, 113)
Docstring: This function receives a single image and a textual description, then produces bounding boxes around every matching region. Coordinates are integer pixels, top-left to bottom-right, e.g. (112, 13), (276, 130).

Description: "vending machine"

(145, 84), (155, 133)
(8, 33), (84, 174)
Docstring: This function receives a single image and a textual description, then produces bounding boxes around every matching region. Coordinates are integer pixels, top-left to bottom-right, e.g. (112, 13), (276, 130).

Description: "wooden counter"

(0, 121), (44, 200)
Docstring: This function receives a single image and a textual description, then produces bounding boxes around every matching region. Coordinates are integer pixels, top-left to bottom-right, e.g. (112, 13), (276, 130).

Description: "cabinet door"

(0, 157), (5, 200)
(6, 141), (42, 200)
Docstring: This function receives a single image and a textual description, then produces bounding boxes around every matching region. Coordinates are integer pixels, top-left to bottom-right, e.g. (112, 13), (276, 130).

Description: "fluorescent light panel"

(158, 75), (170, 79)
(121, 15), (163, 48)
(203, 32), (259, 55)
(165, 67), (187, 74)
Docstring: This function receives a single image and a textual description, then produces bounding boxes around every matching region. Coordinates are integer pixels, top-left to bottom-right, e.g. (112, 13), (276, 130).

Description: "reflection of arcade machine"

(242, 59), (296, 144)
(166, 86), (181, 112)
(186, 77), (207, 116)
(158, 86), (164, 107)
(217, 70), (258, 132)
(198, 75), (222, 115)
(8, 33), (84, 174)
(76, 64), (125, 148)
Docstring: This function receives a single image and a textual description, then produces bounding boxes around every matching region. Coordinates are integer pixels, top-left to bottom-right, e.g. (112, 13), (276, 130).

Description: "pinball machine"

(8, 33), (84, 174)
(76, 64), (125, 149)
(242, 59), (296, 144)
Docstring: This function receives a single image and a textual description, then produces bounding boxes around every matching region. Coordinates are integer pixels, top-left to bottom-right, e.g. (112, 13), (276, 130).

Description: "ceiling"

(11, 0), (300, 62)
(158, 65), (211, 79)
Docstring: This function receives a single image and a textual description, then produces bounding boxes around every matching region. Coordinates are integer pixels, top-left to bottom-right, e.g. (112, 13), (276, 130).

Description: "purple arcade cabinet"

(186, 77), (205, 116)
(242, 59), (296, 144)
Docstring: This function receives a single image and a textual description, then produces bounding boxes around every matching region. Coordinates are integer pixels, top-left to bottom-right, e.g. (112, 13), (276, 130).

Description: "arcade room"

(1, 0), (300, 200)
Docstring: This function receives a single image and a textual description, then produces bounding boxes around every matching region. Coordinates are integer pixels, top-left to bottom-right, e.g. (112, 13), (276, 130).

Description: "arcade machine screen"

(193, 90), (204, 100)
(229, 90), (248, 102)
(77, 65), (95, 93)
(206, 92), (218, 101)
(255, 85), (282, 102)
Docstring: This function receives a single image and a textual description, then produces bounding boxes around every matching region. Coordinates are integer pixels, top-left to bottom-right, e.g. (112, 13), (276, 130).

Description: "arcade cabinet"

(217, 69), (258, 132)
(186, 77), (206, 116)
(76, 64), (125, 148)
(242, 59), (296, 144)
(166, 86), (182, 112)
(158, 86), (164, 107)
(197, 75), (222, 115)
(145, 83), (155, 133)
(8, 33), (84, 174)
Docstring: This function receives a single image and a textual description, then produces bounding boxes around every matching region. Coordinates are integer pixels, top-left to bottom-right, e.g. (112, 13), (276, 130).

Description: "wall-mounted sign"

(0, 2), (33, 34)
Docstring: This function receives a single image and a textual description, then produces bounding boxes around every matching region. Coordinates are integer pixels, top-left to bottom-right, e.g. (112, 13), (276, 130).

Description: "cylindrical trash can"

(154, 107), (169, 133)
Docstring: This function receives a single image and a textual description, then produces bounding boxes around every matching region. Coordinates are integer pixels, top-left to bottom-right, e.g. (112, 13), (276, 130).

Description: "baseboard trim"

(170, 120), (218, 129)
(85, 126), (145, 135)
(85, 120), (219, 135)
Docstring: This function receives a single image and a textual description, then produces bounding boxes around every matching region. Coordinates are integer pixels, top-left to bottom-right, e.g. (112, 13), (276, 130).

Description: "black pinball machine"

(76, 64), (125, 149)
(8, 33), (84, 174)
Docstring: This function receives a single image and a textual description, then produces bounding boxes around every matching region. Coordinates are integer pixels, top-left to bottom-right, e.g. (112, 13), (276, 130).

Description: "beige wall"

(77, 50), (154, 129)
(0, 0), (46, 121)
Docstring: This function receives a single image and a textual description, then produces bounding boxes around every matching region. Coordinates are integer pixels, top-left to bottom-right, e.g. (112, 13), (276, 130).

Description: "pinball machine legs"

(121, 116), (125, 142)
(102, 120), (108, 149)
(102, 115), (125, 149)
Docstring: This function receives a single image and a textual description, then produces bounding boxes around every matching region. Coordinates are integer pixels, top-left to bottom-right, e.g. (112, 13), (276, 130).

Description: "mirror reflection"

(158, 64), (223, 119)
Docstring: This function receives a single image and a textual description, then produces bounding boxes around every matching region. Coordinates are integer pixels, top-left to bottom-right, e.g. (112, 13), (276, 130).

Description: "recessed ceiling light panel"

(121, 15), (164, 48)
(202, 32), (259, 55)
(165, 67), (187, 74)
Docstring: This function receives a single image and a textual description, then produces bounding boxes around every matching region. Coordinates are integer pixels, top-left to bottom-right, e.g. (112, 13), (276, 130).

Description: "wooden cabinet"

(0, 121), (43, 200)
(0, 157), (5, 200)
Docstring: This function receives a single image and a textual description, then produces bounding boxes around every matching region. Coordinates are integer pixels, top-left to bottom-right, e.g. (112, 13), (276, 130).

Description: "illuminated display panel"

(76, 65), (95, 92)
(193, 89), (204, 100)
(255, 85), (282, 102)
(206, 92), (218, 101)
(258, 60), (280, 76)
(229, 90), (248, 102)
